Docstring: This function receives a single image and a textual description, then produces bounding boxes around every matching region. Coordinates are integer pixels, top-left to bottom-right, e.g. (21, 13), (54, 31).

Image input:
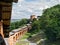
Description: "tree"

(15, 21), (20, 29)
(10, 22), (15, 30)
(10, 18), (29, 30)
(29, 19), (40, 34)
(40, 5), (60, 41)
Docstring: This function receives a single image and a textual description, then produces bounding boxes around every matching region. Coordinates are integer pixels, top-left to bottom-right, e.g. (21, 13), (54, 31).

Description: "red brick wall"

(8, 24), (31, 45)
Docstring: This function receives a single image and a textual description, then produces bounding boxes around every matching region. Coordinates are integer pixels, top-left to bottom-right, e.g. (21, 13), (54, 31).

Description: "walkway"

(4, 38), (9, 45)
(4, 31), (45, 45)
(16, 39), (37, 45)
(15, 31), (46, 45)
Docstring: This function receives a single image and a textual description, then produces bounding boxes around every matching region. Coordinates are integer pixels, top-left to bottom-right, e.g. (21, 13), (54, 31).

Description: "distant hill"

(11, 19), (21, 22)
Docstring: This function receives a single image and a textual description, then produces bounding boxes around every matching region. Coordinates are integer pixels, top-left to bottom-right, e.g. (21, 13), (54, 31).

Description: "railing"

(0, 20), (4, 38)
(0, 20), (6, 45)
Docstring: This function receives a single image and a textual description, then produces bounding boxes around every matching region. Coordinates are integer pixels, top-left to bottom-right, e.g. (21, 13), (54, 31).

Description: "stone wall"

(8, 24), (31, 45)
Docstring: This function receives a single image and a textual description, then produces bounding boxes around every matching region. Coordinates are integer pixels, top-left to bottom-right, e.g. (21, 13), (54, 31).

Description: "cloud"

(18, 0), (24, 2)
(27, 8), (33, 12)
(11, 0), (60, 19)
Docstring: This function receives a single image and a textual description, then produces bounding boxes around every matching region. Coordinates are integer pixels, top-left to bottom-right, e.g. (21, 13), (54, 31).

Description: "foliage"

(10, 5), (60, 42)
(10, 18), (29, 30)
(40, 5), (60, 41)
(21, 33), (31, 40)
(10, 22), (16, 30)
(29, 19), (40, 34)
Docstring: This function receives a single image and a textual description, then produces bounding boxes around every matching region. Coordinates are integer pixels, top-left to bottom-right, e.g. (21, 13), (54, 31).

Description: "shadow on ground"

(27, 32), (45, 43)
(27, 32), (60, 45)
(37, 37), (60, 45)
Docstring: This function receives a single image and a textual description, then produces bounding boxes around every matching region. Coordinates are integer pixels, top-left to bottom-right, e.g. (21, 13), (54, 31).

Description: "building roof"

(0, 0), (18, 37)
(0, 0), (18, 3)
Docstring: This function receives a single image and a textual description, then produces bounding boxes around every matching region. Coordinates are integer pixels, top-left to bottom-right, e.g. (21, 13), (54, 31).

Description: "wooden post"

(0, 20), (4, 38)
(0, 0), (18, 37)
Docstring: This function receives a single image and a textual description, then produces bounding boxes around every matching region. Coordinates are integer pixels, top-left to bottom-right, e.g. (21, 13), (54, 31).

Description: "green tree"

(10, 22), (15, 30)
(14, 21), (20, 29)
(20, 19), (28, 25)
(30, 19), (40, 34)
(40, 5), (60, 41)
(10, 18), (29, 30)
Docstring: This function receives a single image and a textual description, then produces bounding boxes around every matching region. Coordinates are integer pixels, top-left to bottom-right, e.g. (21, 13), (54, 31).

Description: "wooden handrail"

(0, 20), (4, 38)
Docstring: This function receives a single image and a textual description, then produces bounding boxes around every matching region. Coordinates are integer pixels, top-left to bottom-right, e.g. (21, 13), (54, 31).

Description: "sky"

(11, 0), (60, 19)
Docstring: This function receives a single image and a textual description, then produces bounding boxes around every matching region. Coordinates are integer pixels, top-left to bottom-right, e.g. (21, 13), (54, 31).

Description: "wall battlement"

(8, 24), (31, 45)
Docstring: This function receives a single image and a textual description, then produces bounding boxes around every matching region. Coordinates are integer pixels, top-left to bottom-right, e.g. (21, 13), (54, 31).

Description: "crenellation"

(8, 24), (31, 45)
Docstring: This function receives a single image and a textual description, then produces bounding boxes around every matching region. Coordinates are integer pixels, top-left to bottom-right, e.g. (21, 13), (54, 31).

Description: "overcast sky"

(11, 0), (60, 19)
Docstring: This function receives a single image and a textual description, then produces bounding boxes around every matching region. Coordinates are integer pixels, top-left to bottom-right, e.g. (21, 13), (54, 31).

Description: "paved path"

(29, 43), (37, 45)
(15, 38), (37, 45)
(4, 31), (45, 45)
(4, 38), (9, 45)
(15, 31), (45, 45)
(22, 39), (37, 45)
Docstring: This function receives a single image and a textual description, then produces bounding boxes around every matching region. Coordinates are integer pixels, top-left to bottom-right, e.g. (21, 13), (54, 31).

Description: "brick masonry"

(8, 24), (31, 45)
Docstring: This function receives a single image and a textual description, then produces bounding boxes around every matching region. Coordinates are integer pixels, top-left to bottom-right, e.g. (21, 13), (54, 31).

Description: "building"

(0, 0), (18, 38)
(8, 24), (31, 45)
(30, 15), (36, 21)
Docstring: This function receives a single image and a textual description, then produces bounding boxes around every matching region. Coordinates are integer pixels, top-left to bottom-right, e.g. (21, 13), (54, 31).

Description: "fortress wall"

(8, 24), (31, 45)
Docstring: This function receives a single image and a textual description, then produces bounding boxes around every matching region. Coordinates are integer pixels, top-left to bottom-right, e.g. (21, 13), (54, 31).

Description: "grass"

(16, 33), (31, 45)
(20, 33), (31, 40)
(16, 31), (41, 45)
(16, 41), (29, 45)
(21, 33), (38, 40)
